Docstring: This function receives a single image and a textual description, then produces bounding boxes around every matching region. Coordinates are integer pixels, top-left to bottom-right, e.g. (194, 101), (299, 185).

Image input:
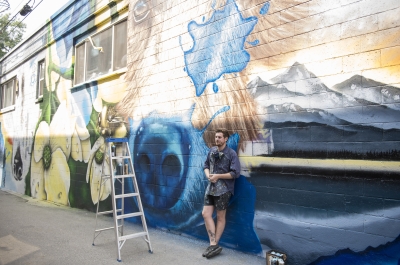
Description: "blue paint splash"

(211, 0), (216, 9)
(51, 0), (93, 71)
(247, 39), (259, 46)
(182, 0), (258, 97)
(200, 106), (230, 135)
(260, 2), (270, 15)
(213, 82), (219, 93)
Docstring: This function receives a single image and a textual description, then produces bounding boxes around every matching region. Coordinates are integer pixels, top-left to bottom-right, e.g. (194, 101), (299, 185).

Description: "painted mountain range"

(247, 63), (400, 160)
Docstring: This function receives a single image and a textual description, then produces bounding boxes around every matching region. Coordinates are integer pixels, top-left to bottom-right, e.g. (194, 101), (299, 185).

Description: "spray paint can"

(111, 145), (116, 157)
(117, 162), (123, 175)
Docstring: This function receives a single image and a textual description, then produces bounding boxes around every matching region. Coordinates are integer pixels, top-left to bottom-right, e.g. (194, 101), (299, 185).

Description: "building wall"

(1, 0), (399, 264)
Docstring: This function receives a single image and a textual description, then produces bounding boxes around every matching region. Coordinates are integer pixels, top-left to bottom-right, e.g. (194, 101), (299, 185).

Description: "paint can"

(266, 250), (286, 265)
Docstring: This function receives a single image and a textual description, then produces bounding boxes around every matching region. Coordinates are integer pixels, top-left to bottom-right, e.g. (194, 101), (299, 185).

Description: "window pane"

(38, 61), (45, 97)
(75, 44), (85, 84)
(113, 21), (127, 70)
(39, 79), (45, 97)
(86, 28), (112, 81)
(39, 62), (44, 79)
(3, 79), (14, 108)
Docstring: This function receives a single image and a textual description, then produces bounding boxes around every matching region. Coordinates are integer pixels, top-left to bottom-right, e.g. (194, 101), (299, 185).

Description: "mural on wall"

(119, 0), (400, 263)
(1, 0), (399, 264)
(0, 0), (120, 206)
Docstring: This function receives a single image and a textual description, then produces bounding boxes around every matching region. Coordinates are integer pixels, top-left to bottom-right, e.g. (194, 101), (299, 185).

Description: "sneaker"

(205, 245), (223, 259)
(202, 245), (219, 257)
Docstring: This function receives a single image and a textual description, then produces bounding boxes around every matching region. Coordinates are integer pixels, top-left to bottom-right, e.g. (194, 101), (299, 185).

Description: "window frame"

(0, 76), (17, 111)
(74, 19), (127, 85)
(37, 59), (45, 99)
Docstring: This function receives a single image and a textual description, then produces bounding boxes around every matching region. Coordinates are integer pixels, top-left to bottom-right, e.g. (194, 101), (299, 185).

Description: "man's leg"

(214, 209), (227, 244)
(202, 205), (217, 245)
(205, 192), (231, 259)
(204, 210), (225, 259)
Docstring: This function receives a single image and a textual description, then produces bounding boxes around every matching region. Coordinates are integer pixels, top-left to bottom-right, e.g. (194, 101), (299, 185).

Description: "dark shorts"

(204, 192), (232, 211)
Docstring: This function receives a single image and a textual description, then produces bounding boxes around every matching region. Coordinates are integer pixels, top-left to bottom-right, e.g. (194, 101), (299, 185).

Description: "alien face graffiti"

(133, 121), (190, 209)
(13, 146), (23, 181)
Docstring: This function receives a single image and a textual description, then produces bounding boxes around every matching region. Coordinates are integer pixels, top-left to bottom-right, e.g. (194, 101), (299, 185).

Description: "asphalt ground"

(0, 189), (265, 265)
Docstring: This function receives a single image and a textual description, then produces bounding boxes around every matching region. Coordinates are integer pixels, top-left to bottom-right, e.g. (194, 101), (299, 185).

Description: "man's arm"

(204, 168), (210, 178)
(203, 150), (211, 178)
(206, 168), (231, 183)
(208, 172), (233, 183)
(229, 150), (241, 179)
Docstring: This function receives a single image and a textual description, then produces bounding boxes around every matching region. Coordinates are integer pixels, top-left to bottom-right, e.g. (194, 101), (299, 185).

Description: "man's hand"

(208, 174), (219, 183)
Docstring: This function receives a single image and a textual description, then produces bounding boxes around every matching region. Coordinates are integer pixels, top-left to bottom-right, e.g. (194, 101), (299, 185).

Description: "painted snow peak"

(182, 0), (257, 97)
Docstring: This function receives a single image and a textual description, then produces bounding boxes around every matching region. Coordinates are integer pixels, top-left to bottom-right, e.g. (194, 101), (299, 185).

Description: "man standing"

(202, 129), (241, 259)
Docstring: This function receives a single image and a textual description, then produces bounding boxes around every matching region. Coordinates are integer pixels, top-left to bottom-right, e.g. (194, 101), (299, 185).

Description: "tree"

(0, 13), (26, 58)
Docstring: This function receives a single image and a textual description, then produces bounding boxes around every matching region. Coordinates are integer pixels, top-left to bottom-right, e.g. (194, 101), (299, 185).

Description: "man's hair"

(216, 128), (229, 139)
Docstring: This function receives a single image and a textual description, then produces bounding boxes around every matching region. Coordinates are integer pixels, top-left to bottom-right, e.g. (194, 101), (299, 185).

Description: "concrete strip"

(0, 235), (39, 265)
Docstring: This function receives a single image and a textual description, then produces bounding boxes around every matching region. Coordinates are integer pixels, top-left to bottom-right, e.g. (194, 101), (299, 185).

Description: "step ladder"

(92, 137), (153, 262)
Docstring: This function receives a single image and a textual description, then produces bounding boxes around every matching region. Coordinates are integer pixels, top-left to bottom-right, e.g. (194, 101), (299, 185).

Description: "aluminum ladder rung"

(97, 209), (122, 215)
(119, 232), (148, 241)
(115, 192), (139, 199)
(111, 156), (131, 160)
(95, 225), (122, 232)
(112, 174), (136, 179)
(116, 212), (143, 220)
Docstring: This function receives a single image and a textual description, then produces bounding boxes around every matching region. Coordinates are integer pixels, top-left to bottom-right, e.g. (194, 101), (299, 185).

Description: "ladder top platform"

(105, 137), (129, 143)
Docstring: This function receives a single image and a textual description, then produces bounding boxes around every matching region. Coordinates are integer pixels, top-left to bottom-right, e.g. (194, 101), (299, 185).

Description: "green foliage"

(94, 149), (104, 164)
(67, 155), (112, 212)
(24, 167), (31, 197)
(87, 106), (100, 146)
(0, 13), (26, 58)
(67, 156), (92, 210)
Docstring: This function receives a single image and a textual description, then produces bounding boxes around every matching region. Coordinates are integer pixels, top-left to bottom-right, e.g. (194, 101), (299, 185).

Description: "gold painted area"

(96, 68), (127, 84)
(382, 46), (400, 67)
(96, 70), (129, 104)
(240, 156), (400, 173)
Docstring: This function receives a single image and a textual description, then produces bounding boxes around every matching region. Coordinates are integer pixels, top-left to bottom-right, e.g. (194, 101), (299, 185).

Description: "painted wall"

(0, 0), (399, 264)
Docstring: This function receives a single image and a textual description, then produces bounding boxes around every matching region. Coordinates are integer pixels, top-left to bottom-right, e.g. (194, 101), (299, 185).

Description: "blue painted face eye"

(162, 155), (181, 179)
(137, 154), (151, 174)
(133, 0), (150, 22)
(134, 123), (190, 209)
